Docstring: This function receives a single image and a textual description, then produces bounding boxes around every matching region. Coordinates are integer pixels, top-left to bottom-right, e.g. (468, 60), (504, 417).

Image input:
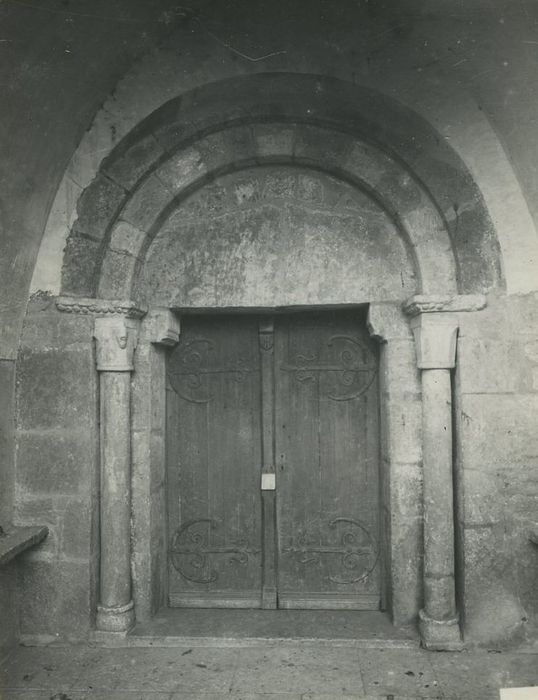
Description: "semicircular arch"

(60, 119), (459, 301)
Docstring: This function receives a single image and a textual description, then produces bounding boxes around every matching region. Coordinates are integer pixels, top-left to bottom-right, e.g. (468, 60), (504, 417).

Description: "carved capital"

(145, 308), (181, 346)
(403, 294), (486, 317)
(410, 313), (458, 370)
(94, 316), (139, 371)
(56, 296), (146, 319)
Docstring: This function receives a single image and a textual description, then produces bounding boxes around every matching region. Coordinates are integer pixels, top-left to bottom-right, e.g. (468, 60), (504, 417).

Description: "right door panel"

(275, 311), (381, 609)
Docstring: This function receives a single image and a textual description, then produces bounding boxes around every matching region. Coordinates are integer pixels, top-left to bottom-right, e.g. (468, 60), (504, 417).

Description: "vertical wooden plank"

(275, 310), (381, 609)
(259, 318), (277, 609)
(166, 315), (263, 607)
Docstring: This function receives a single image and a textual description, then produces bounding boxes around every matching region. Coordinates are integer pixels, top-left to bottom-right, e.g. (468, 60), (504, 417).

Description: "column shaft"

(421, 369), (457, 621)
(99, 372), (132, 609)
(407, 308), (462, 650)
(94, 315), (139, 633)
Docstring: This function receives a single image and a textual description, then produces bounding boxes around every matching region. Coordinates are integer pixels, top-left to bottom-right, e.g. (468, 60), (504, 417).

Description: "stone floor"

(1, 643), (537, 700)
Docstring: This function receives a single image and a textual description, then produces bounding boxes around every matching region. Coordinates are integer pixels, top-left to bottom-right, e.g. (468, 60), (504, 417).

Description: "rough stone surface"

(0, 526), (48, 565)
(121, 174), (175, 233)
(103, 134), (166, 191)
(16, 346), (96, 430)
(71, 174), (127, 242)
(3, 644), (537, 699)
(98, 248), (140, 299)
(16, 430), (94, 496)
(0, 564), (18, 661)
(60, 234), (102, 297)
(2, 0), (538, 655)
(142, 166), (416, 308)
(13, 302), (99, 641)
(0, 359), (15, 524)
(17, 560), (92, 638)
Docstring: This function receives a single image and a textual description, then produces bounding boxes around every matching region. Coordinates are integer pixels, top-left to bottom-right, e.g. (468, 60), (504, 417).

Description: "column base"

(96, 600), (135, 633)
(418, 609), (463, 651)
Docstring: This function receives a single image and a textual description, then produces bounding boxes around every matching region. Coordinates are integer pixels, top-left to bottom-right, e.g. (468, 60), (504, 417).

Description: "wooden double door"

(166, 310), (381, 610)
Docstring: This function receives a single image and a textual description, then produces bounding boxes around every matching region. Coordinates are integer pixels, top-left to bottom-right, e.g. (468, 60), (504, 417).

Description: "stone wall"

(2, 0), (538, 651)
(455, 292), (538, 644)
(13, 294), (99, 641)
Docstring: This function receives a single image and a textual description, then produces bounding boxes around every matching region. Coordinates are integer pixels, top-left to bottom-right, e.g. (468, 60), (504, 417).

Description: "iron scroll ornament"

(282, 517), (379, 585)
(167, 338), (254, 404)
(280, 335), (377, 401)
(169, 518), (260, 584)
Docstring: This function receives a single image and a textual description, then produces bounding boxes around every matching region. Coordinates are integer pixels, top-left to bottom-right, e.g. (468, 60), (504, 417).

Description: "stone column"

(411, 312), (460, 648)
(404, 295), (485, 649)
(94, 315), (140, 632)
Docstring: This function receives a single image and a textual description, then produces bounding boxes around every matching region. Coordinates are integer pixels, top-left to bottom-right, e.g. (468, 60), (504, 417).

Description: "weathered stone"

(61, 234), (101, 296)
(98, 248), (140, 298)
(380, 339), (420, 398)
(18, 560), (91, 637)
(152, 118), (199, 153)
(389, 512), (423, 626)
(410, 313), (458, 369)
(293, 125), (352, 170)
(421, 369), (458, 621)
(391, 462), (423, 519)
(16, 347), (97, 430)
(403, 294), (487, 316)
(121, 174), (175, 233)
(382, 399), (422, 464)
(144, 307), (180, 347)
(71, 173), (126, 242)
(0, 565), (17, 655)
(94, 317), (138, 632)
(457, 334), (530, 394)
(108, 219), (147, 255)
(94, 316), (139, 372)
(0, 526), (49, 566)
(254, 123), (295, 159)
(0, 360), (15, 523)
(142, 165), (414, 308)
(458, 467), (504, 526)
(461, 524), (528, 644)
(14, 495), (58, 526)
(13, 496), (59, 560)
(21, 298), (94, 349)
(195, 125), (255, 171)
(367, 304), (413, 342)
(16, 430), (93, 495)
(103, 134), (165, 190)
(155, 146), (208, 191)
(458, 393), (538, 467)
(55, 296), (146, 319)
(6, 16), (538, 653)
(505, 291), (538, 331)
(59, 498), (94, 560)
(130, 329), (171, 618)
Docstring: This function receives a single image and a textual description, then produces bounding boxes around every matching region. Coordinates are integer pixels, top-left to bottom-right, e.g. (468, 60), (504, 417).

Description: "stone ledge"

(0, 525), (49, 566)
(56, 296), (146, 319)
(403, 294), (487, 316)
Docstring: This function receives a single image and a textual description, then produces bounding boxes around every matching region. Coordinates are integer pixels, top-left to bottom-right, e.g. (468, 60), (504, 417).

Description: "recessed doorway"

(166, 309), (381, 610)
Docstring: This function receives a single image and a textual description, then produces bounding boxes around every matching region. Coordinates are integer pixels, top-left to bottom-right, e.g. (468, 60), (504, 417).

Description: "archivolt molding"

(55, 296), (147, 319)
(57, 120), (460, 301)
(33, 72), (536, 298)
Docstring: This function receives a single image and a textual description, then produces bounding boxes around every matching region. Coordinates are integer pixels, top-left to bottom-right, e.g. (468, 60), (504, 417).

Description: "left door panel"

(166, 315), (263, 607)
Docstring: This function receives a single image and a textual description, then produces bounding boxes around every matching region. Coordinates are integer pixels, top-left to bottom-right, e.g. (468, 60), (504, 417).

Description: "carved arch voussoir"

(63, 120), (459, 301)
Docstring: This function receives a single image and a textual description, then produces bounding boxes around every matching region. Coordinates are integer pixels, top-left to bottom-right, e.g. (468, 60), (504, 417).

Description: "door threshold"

(98, 609), (420, 649)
